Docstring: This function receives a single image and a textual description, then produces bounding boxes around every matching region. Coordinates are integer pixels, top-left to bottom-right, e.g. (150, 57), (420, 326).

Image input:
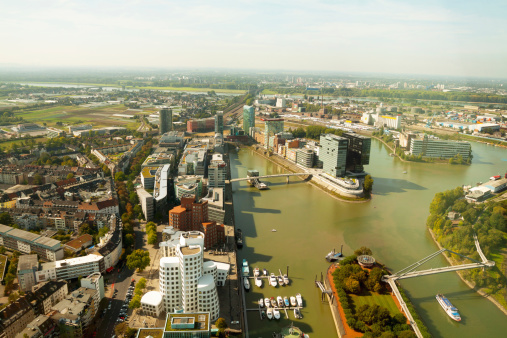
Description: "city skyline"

(1, 0), (506, 78)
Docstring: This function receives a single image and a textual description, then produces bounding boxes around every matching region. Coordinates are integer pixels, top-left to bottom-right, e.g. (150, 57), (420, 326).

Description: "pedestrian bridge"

(382, 234), (494, 338)
(226, 173), (312, 184)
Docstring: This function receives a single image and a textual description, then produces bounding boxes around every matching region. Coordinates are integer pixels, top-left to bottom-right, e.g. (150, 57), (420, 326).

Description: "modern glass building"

(319, 134), (349, 177)
(262, 118), (284, 149)
(342, 133), (371, 173)
(242, 105), (255, 135)
(160, 108), (173, 134)
(214, 111), (223, 135)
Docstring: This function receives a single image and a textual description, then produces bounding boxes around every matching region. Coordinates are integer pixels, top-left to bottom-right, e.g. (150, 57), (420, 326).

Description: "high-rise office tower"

(214, 111), (223, 135)
(242, 105), (255, 135)
(342, 133), (371, 173)
(159, 108), (173, 134)
(319, 134), (349, 177)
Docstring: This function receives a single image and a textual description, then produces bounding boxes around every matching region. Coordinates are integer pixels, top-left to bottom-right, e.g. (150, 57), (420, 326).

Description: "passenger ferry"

(436, 294), (461, 321)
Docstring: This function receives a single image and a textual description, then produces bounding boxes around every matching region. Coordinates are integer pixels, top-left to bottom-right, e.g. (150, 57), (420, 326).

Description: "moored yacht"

(273, 308), (280, 320)
(255, 277), (262, 287)
(267, 308), (273, 320)
(290, 296), (297, 307)
(243, 277), (250, 290)
(277, 296), (284, 307)
(270, 273), (278, 287)
(296, 293), (303, 307)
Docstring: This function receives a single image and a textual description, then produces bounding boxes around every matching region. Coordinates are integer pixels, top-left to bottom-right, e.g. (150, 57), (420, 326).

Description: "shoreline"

(427, 227), (507, 316)
(245, 144), (370, 204)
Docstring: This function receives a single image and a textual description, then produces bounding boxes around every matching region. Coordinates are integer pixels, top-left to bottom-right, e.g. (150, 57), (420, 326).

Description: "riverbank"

(245, 144), (370, 203)
(427, 227), (507, 316)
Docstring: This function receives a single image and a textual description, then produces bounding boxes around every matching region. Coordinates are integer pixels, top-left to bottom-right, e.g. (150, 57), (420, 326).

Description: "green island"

(331, 247), (431, 338)
(426, 187), (507, 309)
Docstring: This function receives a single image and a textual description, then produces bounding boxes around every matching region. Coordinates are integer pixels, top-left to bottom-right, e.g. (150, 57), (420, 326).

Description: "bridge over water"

(226, 173), (312, 184)
(382, 234), (494, 338)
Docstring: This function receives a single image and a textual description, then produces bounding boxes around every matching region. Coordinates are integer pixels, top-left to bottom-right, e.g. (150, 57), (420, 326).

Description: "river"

(231, 140), (507, 338)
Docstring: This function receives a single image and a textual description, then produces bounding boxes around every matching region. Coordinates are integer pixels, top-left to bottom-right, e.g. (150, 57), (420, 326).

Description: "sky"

(1, 0), (506, 78)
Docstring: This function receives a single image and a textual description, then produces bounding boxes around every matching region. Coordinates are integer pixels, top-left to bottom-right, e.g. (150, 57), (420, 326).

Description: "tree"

(115, 171), (126, 182)
(66, 173), (74, 180)
(354, 246), (373, 256)
(115, 322), (128, 336)
(33, 174), (43, 185)
(363, 175), (374, 197)
(0, 213), (13, 226)
(215, 317), (227, 329)
(344, 277), (361, 294)
(126, 250), (150, 272)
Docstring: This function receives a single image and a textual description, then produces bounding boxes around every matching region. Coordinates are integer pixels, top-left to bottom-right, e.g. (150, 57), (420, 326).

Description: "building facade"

(214, 111), (223, 135)
(319, 134), (348, 177)
(342, 133), (371, 173)
(207, 154), (226, 188)
(242, 105), (255, 135)
(410, 136), (472, 160)
(159, 108), (173, 134)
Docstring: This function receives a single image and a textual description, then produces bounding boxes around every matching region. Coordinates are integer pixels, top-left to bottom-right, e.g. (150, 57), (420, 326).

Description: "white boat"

(296, 293), (303, 307)
(263, 268), (268, 276)
(278, 275), (284, 286)
(436, 294), (461, 321)
(254, 267), (260, 277)
(259, 298), (264, 307)
(283, 274), (289, 285)
(273, 308), (281, 320)
(267, 308), (273, 320)
(255, 277), (262, 287)
(264, 297), (271, 308)
(294, 308), (302, 319)
(243, 278), (250, 290)
(270, 297), (277, 307)
(271, 229), (277, 232)
(290, 296), (297, 307)
(270, 273), (278, 287)
(277, 296), (284, 307)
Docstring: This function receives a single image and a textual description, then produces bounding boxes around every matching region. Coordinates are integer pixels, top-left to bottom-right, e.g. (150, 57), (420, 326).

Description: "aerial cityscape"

(1, 1), (507, 338)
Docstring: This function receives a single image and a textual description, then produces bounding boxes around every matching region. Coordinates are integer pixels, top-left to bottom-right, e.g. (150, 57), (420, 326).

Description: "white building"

(207, 154), (227, 188)
(154, 230), (228, 321)
(276, 97), (286, 108)
(141, 291), (164, 317)
(137, 188), (154, 221)
(36, 254), (104, 282)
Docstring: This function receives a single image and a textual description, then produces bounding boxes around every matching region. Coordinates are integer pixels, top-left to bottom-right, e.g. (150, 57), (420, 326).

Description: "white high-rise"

(154, 231), (223, 321)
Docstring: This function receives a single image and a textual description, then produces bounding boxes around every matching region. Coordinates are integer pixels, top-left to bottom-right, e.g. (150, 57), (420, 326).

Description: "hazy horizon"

(1, 0), (506, 78)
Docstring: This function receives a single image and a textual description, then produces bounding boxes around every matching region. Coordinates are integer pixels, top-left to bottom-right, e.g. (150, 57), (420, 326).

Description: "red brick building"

(169, 194), (224, 248)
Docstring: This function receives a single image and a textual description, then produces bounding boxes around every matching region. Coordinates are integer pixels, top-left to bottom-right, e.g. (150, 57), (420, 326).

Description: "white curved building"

(156, 230), (224, 321)
(141, 291), (163, 317)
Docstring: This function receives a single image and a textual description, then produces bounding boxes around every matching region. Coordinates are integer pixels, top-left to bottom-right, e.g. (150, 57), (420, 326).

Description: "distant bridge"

(382, 234), (494, 338)
(227, 173), (312, 184)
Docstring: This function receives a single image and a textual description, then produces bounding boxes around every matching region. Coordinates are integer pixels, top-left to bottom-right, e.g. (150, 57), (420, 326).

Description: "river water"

(231, 140), (507, 338)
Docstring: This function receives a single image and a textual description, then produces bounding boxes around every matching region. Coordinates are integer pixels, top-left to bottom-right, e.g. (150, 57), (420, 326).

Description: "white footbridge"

(382, 234), (495, 338)
(227, 173), (311, 184)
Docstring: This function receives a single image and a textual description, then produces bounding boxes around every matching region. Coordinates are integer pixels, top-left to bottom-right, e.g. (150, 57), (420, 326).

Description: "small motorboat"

(270, 297), (277, 307)
(259, 298), (264, 307)
(267, 308), (273, 320)
(273, 308), (280, 320)
(243, 278), (250, 290)
(277, 296), (284, 308)
(296, 293), (303, 307)
(290, 296), (297, 307)
(278, 275), (284, 286)
(294, 308), (302, 319)
(254, 267), (260, 277)
(264, 297), (271, 308)
(283, 274), (289, 285)
(263, 268), (268, 276)
(270, 273), (278, 287)
(255, 277), (262, 287)
(284, 296), (290, 307)
(271, 229), (277, 232)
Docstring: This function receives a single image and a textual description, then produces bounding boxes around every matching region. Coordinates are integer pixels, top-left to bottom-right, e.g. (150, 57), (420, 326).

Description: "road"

(97, 222), (146, 338)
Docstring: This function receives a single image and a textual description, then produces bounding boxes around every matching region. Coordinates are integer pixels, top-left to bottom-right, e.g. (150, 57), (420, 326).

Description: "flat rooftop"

(64, 234), (93, 250)
(165, 312), (209, 332)
(180, 245), (201, 255)
(136, 329), (164, 338)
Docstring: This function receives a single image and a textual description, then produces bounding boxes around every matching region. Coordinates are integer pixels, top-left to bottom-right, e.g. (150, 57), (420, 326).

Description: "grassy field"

(13, 104), (140, 129)
(0, 137), (47, 150)
(350, 290), (402, 316)
(0, 254), (7, 281)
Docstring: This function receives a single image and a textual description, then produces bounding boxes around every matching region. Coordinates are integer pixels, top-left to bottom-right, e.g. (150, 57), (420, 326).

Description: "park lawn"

(350, 290), (402, 316)
(0, 137), (47, 151)
(14, 105), (140, 128)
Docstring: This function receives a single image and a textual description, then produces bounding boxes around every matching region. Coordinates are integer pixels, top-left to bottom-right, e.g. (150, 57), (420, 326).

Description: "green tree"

(129, 294), (141, 309)
(215, 317), (227, 329)
(66, 173), (74, 180)
(363, 175), (374, 197)
(33, 174), (43, 185)
(126, 250), (150, 272)
(115, 171), (126, 182)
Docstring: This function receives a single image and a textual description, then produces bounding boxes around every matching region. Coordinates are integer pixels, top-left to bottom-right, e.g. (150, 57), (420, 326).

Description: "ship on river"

(436, 294), (461, 322)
